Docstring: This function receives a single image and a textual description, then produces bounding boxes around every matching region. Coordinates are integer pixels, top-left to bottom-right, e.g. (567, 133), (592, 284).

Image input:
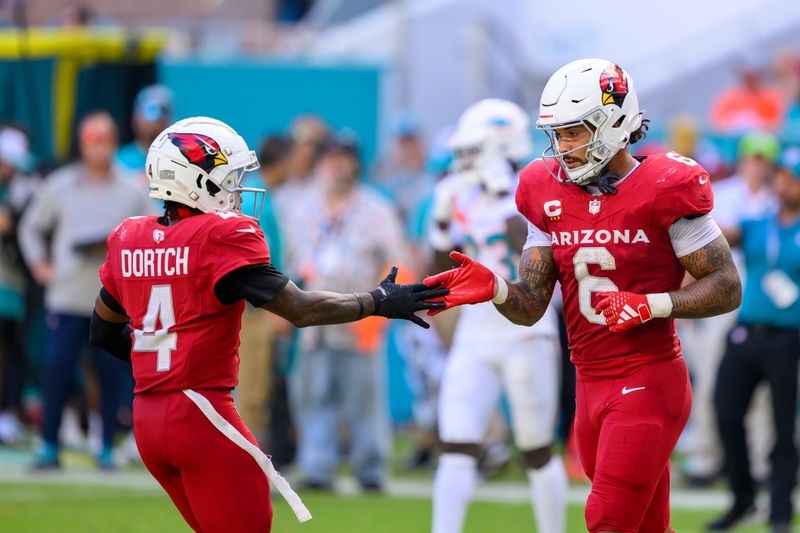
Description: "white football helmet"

(146, 116), (265, 217)
(537, 58), (643, 185)
(448, 98), (533, 194)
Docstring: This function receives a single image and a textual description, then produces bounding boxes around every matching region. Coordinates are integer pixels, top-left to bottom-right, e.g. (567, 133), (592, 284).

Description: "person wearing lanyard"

(709, 145), (800, 532)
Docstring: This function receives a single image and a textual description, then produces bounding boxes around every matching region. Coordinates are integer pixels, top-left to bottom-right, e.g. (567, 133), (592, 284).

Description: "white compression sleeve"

(523, 221), (551, 250)
(668, 214), (722, 257)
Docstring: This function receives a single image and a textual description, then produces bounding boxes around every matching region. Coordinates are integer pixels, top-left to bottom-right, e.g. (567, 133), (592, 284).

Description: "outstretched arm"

(495, 245), (557, 326)
(669, 234), (742, 318)
(263, 282), (375, 327)
(263, 267), (447, 329)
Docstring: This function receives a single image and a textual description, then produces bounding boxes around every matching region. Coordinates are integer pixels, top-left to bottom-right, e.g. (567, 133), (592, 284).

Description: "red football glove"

(422, 251), (495, 316)
(594, 291), (652, 333)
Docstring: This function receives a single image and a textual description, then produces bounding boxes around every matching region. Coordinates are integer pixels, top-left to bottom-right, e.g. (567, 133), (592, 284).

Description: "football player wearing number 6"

(424, 59), (742, 533)
(89, 116), (447, 533)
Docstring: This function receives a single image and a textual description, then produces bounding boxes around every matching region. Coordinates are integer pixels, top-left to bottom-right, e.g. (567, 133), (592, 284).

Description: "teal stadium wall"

(0, 59), (55, 160)
(157, 58), (382, 164)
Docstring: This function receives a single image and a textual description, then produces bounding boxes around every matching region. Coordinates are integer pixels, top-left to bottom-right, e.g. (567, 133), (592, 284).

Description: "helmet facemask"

(216, 151), (266, 221)
(450, 143), (482, 175)
(179, 150), (266, 220)
(449, 141), (516, 195)
(540, 109), (623, 186)
(536, 59), (644, 188)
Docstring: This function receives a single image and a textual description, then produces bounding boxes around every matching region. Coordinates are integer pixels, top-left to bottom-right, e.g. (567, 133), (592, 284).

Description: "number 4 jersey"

(99, 212), (271, 393)
(516, 152), (715, 377)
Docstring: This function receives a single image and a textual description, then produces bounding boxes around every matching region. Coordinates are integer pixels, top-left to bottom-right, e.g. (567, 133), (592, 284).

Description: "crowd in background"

(0, 47), (799, 509)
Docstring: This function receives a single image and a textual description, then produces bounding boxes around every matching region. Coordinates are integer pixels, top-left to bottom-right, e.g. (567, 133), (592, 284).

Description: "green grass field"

(0, 482), (783, 532)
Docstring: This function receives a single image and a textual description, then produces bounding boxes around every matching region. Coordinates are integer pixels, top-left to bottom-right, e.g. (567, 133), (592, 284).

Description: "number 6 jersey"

(99, 212), (271, 393)
(516, 152), (715, 377)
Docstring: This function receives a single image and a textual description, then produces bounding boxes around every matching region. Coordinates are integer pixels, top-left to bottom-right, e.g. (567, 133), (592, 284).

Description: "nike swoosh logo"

(699, 176), (709, 185)
(622, 386), (645, 395)
(236, 226), (257, 233)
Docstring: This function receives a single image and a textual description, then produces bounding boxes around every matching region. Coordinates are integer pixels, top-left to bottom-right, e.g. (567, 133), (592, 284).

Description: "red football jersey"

(99, 212), (270, 393)
(516, 152), (713, 376)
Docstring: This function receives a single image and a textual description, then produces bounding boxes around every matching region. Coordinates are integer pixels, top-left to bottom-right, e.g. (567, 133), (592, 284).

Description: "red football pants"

(133, 389), (272, 533)
(575, 357), (691, 533)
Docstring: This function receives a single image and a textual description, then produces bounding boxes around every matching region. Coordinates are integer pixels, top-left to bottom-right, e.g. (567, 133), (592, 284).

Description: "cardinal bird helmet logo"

(167, 133), (228, 173)
(599, 63), (629, 107)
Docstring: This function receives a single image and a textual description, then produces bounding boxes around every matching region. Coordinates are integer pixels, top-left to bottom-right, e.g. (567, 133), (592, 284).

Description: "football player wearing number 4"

(424, 59), (742, 533)
(429, 99), (567, 533)
(89, 117), (447, 533)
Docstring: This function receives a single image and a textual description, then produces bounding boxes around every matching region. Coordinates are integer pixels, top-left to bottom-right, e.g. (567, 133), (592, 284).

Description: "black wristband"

(368, 288), (383, 316)
(354, 292), (365, 319)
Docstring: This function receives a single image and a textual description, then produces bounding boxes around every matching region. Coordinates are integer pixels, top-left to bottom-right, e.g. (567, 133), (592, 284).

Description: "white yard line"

(0, 469), (162, 491)
(0, 468), (750, 511)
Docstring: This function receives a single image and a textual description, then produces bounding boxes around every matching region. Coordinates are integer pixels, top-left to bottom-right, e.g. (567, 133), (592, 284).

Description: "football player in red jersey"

(424, 59), (742, 533)
(88, 116), (446, 533)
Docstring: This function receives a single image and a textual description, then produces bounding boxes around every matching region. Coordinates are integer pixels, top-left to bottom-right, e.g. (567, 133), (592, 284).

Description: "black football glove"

(369, 266), (448, 328)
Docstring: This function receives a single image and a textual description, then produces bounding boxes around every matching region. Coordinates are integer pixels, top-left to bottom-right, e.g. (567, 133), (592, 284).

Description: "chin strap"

(587, 171), (620, 195)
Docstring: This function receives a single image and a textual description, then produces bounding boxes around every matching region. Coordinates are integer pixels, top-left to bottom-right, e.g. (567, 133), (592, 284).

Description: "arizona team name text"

(550, 228), (650, 246)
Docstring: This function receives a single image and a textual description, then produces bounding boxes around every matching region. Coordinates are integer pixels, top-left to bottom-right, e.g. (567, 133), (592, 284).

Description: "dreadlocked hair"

(628, 119), (650, 145)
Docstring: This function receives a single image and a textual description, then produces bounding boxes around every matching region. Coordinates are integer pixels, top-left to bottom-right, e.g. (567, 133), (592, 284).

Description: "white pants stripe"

(183, 389), (312, 523)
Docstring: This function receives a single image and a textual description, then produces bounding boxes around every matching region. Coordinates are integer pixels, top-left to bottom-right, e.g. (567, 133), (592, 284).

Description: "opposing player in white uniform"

(430, 100), (567, 533)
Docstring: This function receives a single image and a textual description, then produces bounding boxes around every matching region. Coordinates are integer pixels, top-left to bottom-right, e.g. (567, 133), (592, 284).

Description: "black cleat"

(706, 503), (757, 531)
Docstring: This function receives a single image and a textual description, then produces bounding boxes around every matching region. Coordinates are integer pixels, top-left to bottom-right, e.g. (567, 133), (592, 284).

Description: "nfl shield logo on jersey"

(588, 199), (601, 215)
(153, 229), (165, 244)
